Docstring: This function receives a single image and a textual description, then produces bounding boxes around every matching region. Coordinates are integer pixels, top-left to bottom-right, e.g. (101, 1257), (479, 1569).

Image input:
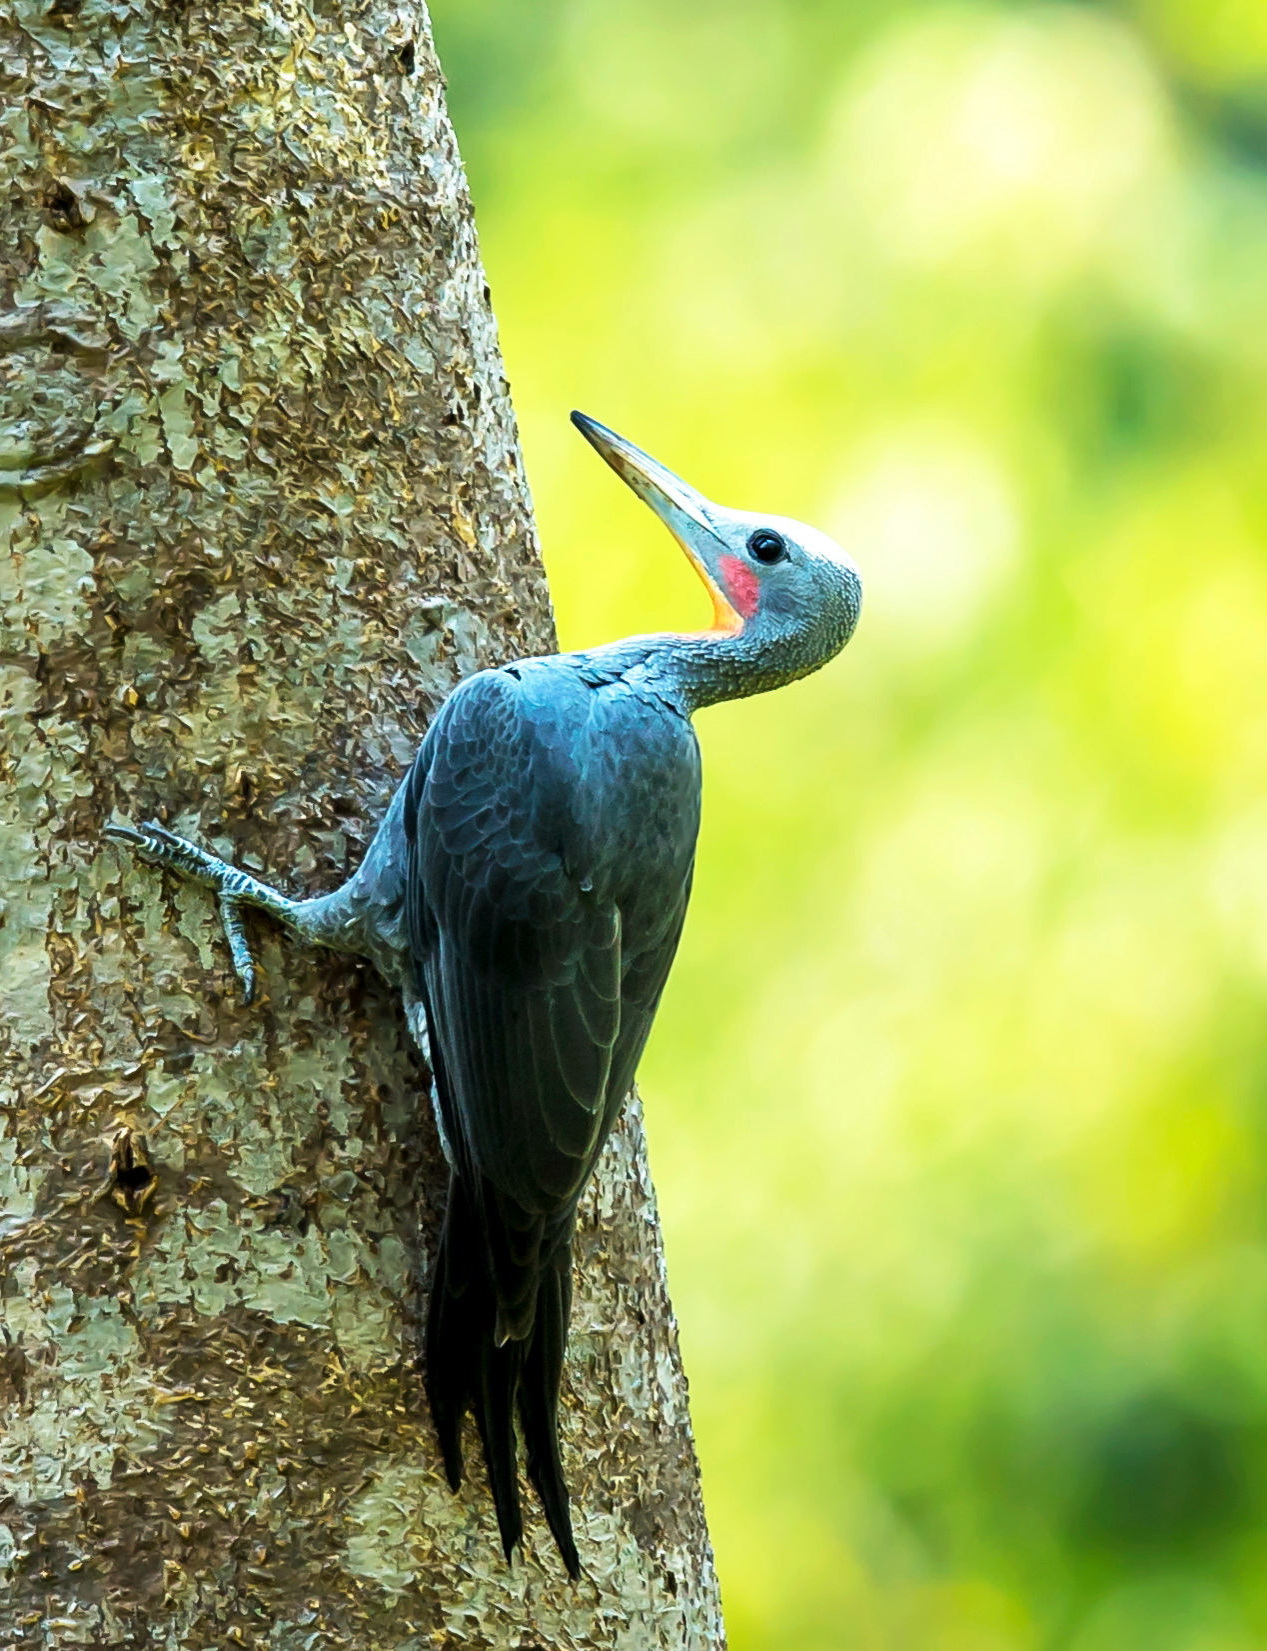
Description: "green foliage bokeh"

(428, 3), (1267, 1645)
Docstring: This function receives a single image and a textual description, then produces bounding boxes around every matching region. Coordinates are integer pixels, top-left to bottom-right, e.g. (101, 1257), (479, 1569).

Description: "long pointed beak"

(571, 411), (743, 635)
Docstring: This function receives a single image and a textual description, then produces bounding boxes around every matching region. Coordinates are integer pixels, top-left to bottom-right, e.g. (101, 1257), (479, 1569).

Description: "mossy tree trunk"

(0, 2), (725, 1644)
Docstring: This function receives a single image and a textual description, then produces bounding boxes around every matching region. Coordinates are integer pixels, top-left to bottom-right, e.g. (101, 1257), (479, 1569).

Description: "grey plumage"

(105, 411), (861, 1577)
(405, 655), (699, 1570)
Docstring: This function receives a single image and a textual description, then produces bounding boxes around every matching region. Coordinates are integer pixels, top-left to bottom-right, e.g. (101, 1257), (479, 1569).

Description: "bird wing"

(404, 666), (671, 1217)
(407, 662), (697, 1562)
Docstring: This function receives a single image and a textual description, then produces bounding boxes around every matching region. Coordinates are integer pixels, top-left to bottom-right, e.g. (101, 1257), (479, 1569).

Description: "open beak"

(571, 411), (744, 635)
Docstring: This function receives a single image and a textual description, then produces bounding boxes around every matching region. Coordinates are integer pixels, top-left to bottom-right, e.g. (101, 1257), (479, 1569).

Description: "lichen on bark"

(0, 2), (725, 1644)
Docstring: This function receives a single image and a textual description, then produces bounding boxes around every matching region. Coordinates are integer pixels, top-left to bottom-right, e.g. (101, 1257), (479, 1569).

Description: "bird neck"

(577, 624), (824, 715)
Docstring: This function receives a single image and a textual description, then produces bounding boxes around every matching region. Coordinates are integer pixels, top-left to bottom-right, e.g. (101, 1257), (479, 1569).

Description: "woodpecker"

(106, 412), (862, 1577)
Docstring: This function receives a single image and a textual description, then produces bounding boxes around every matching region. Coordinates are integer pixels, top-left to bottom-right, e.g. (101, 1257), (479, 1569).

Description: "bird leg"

(106, 808), (447, 1167)
(104, 820), (337, 1005)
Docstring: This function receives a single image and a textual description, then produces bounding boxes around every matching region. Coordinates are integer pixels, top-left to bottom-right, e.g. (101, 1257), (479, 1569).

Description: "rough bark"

(0, 2), (726, 1645)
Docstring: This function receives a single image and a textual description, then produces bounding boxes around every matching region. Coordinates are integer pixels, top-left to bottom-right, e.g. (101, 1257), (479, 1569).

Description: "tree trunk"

(0, 3), (726, 1645)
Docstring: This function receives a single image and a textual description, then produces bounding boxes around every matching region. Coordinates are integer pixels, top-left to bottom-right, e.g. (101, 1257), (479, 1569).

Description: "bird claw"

(104, 818), (262, 1003)
(103, 819), (226, 886)
(218, 892), (257, 1004)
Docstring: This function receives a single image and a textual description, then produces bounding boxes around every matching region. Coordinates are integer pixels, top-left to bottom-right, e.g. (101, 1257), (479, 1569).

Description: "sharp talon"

(103, 823), (147, 848)
(219, 894), (261, 1004)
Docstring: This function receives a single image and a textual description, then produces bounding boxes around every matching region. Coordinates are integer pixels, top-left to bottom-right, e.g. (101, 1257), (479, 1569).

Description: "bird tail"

(519, 1238), (577, 1575)
(424, 1174), (580, 1578)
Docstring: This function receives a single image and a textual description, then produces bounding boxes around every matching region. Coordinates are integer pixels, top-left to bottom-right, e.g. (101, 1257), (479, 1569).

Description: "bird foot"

(104, 819), (261, 1003)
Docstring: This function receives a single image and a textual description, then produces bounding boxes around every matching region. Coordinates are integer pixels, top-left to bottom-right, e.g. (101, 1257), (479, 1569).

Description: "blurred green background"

(427, 3), (1267, 1646)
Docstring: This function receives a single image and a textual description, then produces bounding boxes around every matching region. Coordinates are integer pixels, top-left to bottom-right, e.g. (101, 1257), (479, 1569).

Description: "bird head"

(571, 411), (861, 679)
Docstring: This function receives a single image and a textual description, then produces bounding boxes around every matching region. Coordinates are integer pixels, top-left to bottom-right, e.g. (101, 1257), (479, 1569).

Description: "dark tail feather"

(519, 1241), (580, 1578)
(426, 1175), (579, 1575)
(476, 1337), (525, 1563)
(424, 1176), (480, 1492)
(425, 1174), (527, 1563)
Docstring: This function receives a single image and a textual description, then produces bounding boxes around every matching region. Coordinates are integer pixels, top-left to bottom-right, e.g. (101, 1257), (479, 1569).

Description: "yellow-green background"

(428, 3), (1267, 1646)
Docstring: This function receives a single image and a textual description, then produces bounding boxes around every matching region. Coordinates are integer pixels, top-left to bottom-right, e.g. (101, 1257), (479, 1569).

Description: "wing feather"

(406, 663), (696, 1237)
(409, 662), (698, 1562)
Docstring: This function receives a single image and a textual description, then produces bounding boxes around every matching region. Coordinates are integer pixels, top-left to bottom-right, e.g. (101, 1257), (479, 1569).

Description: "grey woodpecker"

(106, 412), (863, 1578)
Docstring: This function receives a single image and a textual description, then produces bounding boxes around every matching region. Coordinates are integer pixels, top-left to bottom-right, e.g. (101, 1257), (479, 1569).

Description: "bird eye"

(748, 529), (787, 565)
